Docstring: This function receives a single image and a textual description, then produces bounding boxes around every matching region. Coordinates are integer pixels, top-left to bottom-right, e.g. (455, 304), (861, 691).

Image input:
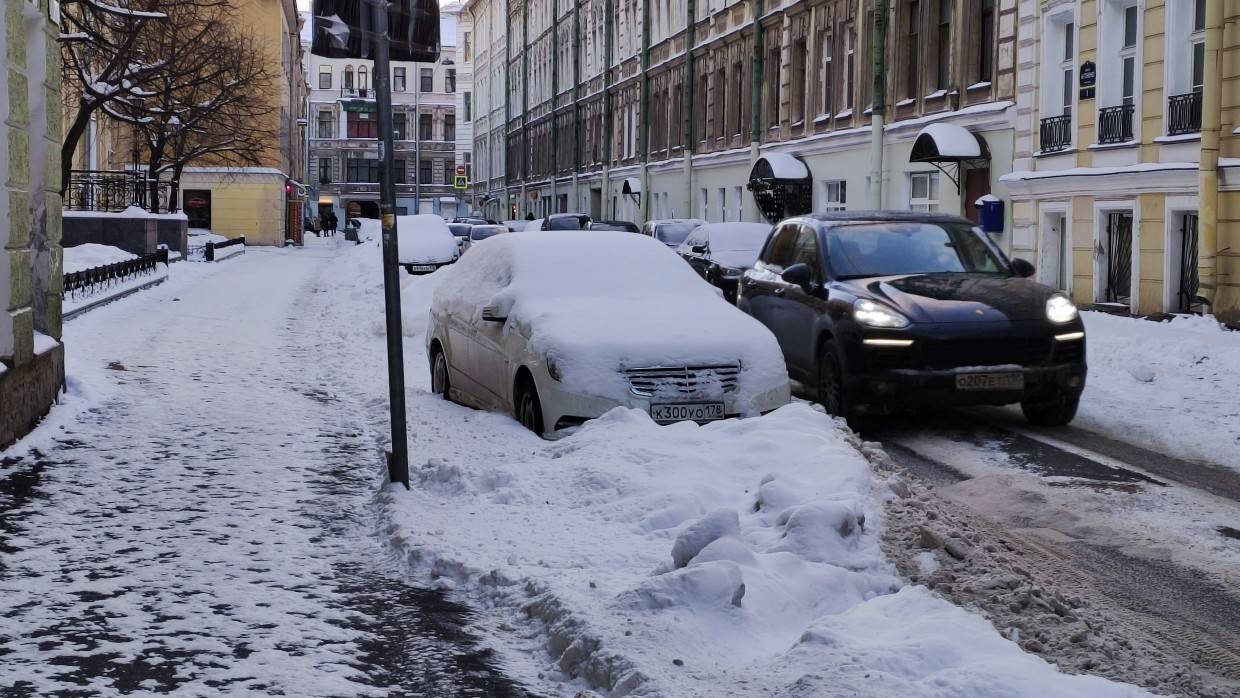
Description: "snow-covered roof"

(910, 123), (986, 162)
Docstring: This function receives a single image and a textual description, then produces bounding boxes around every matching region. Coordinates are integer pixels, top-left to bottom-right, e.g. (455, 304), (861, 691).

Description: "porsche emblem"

(975, 309), (985, 315)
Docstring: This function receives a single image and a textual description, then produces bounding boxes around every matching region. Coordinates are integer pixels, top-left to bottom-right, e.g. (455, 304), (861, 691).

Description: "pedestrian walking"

(312, 216), (322, 237)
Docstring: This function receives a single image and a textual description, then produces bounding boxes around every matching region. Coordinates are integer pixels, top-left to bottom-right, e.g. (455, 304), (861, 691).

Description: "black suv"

(737, 211), (1087, 426)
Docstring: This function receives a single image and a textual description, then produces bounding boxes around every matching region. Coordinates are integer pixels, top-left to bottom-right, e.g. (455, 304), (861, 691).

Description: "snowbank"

(431, 231), (789, 408)
(62, 243), (138, 273)
(311, 238), (1148, 698)
(1074, 312), (1240, 471)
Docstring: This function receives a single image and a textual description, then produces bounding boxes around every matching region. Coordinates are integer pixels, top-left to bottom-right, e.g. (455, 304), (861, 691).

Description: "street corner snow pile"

(430, 231), (789, 410)
(378, 401), (1150, 697)
(62, 243), (137, 273)
(1078, 311), (1240, 470)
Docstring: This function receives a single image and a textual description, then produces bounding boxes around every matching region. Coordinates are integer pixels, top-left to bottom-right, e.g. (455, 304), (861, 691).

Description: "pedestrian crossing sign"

(453, 175), (469, 190)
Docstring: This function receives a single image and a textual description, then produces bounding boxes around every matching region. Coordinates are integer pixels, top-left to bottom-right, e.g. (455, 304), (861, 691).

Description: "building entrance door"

(184, 190), (212, 229)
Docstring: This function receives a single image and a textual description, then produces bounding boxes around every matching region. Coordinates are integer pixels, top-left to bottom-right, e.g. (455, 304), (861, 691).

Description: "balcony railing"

(1098, 104), (1135, 145)
(1039, 114), (1073, 153)
(340, 86), (374, 99)
(1167, 91), (1202, 136)
(66, 170), (151, 212)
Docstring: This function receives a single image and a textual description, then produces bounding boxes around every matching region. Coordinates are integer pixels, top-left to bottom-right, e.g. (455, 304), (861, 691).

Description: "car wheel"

(515, 375), (544, 435)
(816, 341), (857, 425)
(1020, 393), (1080, 426)
(431, 347), (451, 399)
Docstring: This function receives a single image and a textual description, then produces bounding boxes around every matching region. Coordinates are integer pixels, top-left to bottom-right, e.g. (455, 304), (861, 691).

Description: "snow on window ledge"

(966, 81), (992, 91)
(834, 109), (854, 119)
(924, 89), (948, 99)
(1152, 133), (1201, 144)
(813, 113), (832, 125)
(895, 98), (916, 107)
(1035, 147), (1076, 158)
(1086, 140), (1139, 151)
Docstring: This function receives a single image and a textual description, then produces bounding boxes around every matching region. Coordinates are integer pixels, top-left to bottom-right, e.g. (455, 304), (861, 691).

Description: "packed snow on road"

(310, 236), (1151, 697)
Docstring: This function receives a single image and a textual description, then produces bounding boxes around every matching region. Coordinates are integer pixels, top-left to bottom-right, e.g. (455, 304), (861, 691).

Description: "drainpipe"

(867, 0), (888, 209)
(1196, 0), (1223, 313)
(638, 0), (652, 222)
(602, 0), (614, 217)
(683, 0), (697, 219)
(749, 0), (764, 223)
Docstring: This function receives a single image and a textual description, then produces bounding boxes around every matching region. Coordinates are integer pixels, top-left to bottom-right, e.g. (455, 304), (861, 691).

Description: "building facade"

(465, 0), (1021, 251)
(452, 3), (477, 210)
(304, 11), (464, 222)
(1003, 0), (1239, 323)
(1, 0), (65, 447)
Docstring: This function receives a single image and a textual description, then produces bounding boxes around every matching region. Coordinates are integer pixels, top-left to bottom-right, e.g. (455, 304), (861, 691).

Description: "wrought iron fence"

(1098, 104), (1135, 145)
(65, 170), (175, 213)
(1178, 213), (1203, 313)
(1105, 212), (1133, 304)
(1039, 115), (1073, 153)
(341, 86), (374, 99)
(63, 249), (169, 300)
(1167, 91), (1202, 136)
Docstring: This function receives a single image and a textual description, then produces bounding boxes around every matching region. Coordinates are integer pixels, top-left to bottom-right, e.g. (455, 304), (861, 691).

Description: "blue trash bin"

(976, 195), (1004, 233)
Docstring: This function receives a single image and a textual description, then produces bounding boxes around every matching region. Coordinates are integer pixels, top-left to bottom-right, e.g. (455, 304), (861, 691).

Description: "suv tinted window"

(789, 226), (822, 280)
(761, 224), (799, 269)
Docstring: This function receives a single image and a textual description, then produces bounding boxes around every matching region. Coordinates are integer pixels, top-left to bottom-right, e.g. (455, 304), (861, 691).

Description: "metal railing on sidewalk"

(63, 249), (169, 300)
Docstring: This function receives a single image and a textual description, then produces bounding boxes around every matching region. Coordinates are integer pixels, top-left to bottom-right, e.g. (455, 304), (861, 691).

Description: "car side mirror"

(781, 263), (812, 289)
(481, 305), (507, 323)
(691, 244), (707, 254)
(1010, 258), (1036, 278)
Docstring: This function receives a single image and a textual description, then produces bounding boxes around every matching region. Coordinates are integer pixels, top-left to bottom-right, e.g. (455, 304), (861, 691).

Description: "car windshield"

(826, 222), (1007, 278)
(655, 223), (698, 245)
(547, 216), (588, 230)
(470, 225), (505, 241)
(448, 224), (472, 236)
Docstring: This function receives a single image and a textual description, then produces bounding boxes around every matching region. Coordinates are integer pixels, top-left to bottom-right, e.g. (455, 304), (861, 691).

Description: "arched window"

(358, 65), (369, 90)
(344, 65), (354, 89)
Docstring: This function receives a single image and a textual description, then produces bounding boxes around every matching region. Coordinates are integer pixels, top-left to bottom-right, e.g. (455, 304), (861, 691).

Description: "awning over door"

(749, 152), (811, 180)
(747, 153), (812, 224)
(910, 123), (990, 162)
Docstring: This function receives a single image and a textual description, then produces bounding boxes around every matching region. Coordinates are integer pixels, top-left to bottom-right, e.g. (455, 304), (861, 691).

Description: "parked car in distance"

(448, 223), (473, 252)
(462, 224), (507, 252)
(502, 220), (527, 232)
(542, 213), (593, 231)
(396, 214), (460, 274)
(641, 219), (707, 247)
(452, 217), (491, 226)
(427, 231), (791, 436)
(589, 220), (641, 233)
(677, 222), (773, 303)
(522, 218), (545, 232)
(737, 211), (1087, 427)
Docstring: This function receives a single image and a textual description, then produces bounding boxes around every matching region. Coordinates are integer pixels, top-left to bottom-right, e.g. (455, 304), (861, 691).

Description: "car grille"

(919, 338), (1052, 368)
(625, 365), (741, 397)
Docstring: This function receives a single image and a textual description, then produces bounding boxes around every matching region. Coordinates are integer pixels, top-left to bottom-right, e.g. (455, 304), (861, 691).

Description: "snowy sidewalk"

(0, 242), (527, 696)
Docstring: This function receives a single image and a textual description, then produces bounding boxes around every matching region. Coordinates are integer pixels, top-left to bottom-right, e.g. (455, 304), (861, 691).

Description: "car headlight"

(854, 299), (910, 329)
(546, 355), (562, 381)
(1046, 294), (1079, 323)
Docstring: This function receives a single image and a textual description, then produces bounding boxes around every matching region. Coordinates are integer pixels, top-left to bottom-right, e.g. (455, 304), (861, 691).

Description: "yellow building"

(1003, 0), (1239, 324)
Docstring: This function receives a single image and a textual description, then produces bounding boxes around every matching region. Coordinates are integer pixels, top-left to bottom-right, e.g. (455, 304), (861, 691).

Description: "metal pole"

(867, 0), (887, 209)
(371, 0), (410, 488)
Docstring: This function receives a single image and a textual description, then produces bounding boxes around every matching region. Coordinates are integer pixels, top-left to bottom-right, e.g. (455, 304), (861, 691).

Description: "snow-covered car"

(521, 218), (545, 232)
(541, 213), (592, 230)
(501, 220), (526, 232)
(427, 231), (791, 436)
(677, 222), (774, 303)
(641, 218), (707, 247)
(396, 214), (459, 274)
(461, 224), (507, 253)
(448, 223), (473, 252)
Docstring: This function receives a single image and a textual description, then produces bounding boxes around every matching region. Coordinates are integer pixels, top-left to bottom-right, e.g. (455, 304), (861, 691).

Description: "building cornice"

(1000, 162), (1202, 198)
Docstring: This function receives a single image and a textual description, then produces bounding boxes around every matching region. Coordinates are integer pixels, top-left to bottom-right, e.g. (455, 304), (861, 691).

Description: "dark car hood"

(839, 273), (1055, 323)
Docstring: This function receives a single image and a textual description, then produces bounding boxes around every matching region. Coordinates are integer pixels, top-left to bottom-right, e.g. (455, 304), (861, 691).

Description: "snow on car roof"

(396, 215), (458, 264)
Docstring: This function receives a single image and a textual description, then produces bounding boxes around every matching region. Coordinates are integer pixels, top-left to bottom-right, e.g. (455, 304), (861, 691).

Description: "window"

(444, 160), (454, 184)
(463, 31), (472, 62)
(761, 224), (799, 268)
(358, 65), (369, 90)
(1061, 23), (1074, 115)
(909, 172), (940, 211)
(979, 0), (995, 81)
(464, 91), (472, 121)
(318, 158), (332, 184)
(1121, 5), (1138, 106)
(394, 67), (406, 92)
(419, 113), (433, 140)
(789, 227), (822, 280)
(444, 114), (456, 142)
(718, 187), (727, 221)
(700, 188), (709, 220)
(735, 186), (744, 220)
(393, 160), (406, 184)
(318, 66), (332, 90)
(419, 159), (433, 184)
(1191, 0), (1205, 91)
(346, 158), (380, 182)
(822, 180), (847, 211)
(766, 44), (781, 129)
(446, 68), (457, 93)
(935, 0), (951, 90)
(344, 66), (354, 89)
(393, 113), (407, 140)
(819, 29), (833, 116)
(791, 36), (808, 123)
(463, 152), (471, 179)
(906, 1), (921, 98)
(347, 110), (378, 138)
(420, 68), (433, 92)
(843, 26), (855, 111)
(317, 111), (334, 139)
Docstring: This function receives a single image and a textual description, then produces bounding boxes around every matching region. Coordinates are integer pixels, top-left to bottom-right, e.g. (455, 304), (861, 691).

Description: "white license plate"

(408, 264), (436, 272)
(955, 372), (1025, 391)
(651, 402), (725, 424)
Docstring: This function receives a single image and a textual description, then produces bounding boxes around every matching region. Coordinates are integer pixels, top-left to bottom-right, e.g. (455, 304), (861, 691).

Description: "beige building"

(1003, 0), (1239, 323)
(1, 0), (65, 447)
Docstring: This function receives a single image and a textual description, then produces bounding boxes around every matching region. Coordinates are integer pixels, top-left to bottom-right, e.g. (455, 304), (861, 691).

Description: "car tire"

(816, 341), (858, 427)
(431, 346), (451, 400)
(515, 374), (545, 435)
(1020, 393), (1080, 426)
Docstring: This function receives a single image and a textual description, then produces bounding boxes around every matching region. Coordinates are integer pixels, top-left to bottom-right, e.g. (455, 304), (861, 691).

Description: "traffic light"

(312, 0), (440, 63)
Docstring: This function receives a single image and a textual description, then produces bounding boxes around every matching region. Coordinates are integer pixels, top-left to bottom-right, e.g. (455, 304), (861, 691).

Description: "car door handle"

(743, 279), (757, 288)
(773, 287), (786, 296)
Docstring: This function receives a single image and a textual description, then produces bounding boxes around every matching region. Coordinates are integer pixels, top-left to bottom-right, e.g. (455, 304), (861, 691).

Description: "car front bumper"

(845, 362), (1087, 411)
(402, 259), (456, 275)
